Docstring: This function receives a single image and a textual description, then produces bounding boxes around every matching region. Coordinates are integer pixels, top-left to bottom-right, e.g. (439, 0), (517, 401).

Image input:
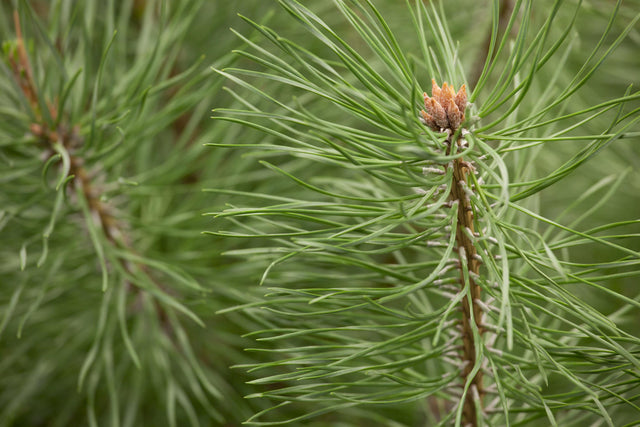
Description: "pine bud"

(420, 79), (467, 131)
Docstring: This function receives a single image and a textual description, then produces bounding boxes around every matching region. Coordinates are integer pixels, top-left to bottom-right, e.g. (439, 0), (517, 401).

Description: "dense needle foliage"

(212, 0), (640, 425)
(0, 1), (275, 425)
(1, 0), (639, 426)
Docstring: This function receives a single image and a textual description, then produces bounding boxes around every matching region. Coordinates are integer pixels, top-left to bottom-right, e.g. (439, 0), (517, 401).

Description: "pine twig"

(447, 132), (484, 426)
(421, 79), (485, 426)
(8, 9), (174, 334)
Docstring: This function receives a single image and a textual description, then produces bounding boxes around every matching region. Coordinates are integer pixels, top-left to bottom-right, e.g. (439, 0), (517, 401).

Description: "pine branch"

(213, 0), (640, 425)
(8, 8), (176, 338)
(0, 2), (277, 424)
(3, 0), (639, 425)
(421, 79), (487, 424)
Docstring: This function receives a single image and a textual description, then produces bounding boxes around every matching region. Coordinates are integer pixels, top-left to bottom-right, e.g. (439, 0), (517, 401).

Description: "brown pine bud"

(420, 80), (467, 131)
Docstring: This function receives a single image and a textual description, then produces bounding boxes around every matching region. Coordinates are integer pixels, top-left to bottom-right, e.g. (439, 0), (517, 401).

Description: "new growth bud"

(420, 79), (467, 131)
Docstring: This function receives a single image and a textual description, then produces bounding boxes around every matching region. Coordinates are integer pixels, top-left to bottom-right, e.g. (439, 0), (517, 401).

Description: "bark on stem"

(447, 133), (485, 426)
(420, 79), (483, 424)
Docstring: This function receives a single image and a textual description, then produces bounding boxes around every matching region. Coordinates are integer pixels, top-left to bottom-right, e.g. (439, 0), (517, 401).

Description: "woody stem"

(447, 133), (485, 426)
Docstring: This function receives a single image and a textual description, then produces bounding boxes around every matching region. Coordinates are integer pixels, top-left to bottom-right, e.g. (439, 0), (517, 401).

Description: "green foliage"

(212, 0), (640, 425)
(1, 0), (639, 426)
(0, 1), (272, 425)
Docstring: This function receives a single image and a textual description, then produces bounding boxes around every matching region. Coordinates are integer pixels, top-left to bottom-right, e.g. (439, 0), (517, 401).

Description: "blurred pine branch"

(0, 1), (277, 425)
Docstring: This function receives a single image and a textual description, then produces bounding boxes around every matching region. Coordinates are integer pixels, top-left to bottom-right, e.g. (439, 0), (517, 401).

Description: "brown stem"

(469, 0), (514, 89)
(446, 133), (484, 426)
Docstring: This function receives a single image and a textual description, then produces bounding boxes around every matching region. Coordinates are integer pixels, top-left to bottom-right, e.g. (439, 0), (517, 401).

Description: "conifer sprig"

(213, 0), (640, 425)
(0, 1), (273, 425)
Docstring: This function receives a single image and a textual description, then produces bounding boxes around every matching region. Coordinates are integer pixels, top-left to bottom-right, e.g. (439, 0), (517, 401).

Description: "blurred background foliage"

(0, 0), (638, 426)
